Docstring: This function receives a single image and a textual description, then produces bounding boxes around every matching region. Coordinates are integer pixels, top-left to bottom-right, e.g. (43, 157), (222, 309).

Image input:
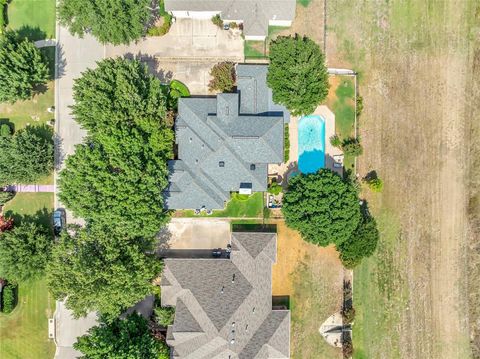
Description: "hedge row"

(1, 283), (17, 313)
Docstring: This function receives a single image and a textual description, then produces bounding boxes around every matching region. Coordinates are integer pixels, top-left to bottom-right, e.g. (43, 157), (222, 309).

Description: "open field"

(7, 0), (56, 40)
(0, 193), (55, 359)
(326, 0), (480, 358)
(271, 221), (344, 359)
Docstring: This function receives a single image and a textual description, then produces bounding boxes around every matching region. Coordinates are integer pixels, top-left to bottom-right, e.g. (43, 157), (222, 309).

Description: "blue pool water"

(298, 115), (326, 173)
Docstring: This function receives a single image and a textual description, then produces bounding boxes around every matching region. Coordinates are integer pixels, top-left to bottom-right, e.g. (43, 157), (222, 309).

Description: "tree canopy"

(0, 31), (49, 103)
(0, 125), (54, 185)
(267, 35), (329, 116)
(282, 169), (361, 246)
(208, 62), (236, 93)
(74, 313), (170, 359)
(337, 216), (379, 268)
(0, 222), (52, 282)
(58, 0), (151, 45)
(47, 225), (162, 319)
(58, 58), (173, 237)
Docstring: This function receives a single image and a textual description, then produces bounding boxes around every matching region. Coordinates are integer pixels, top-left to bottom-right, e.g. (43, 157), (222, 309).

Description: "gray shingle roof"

(164, 0), (296, 37)
(161, 232), (290, 358)
(164, 65), (287, 210)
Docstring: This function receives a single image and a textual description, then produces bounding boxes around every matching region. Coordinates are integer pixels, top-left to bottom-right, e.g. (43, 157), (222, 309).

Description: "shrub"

(342, 306), (355, 323)
(268, 182), (282, 195)
(356, 95), (364, 117)
(208, 62), (236, 93)
(284, 124), (290, 162)
(147, 14), (172, 37)
(155, 306), (175, 327)
(2, 283), (17, 313)
(211, 14), (223, 28)
(366, 177), (383, 192)
(0, 215), (14, 232)
(330, 135), (342, 148)
(0, 191), (14, 206)
(342, 137), (363, 157)
(229, 22), (238, 29)
(0, 124), (11, 137)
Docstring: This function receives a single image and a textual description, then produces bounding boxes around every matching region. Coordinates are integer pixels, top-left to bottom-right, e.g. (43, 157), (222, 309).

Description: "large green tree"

(58, 58), (173, 237)
(267, 35), (329, 116)
(0, 125), (54, 185)
(74, 313), (169, 359)
(282, 169), (361, 246)
(0, 222), (52, 282)
(47, 225), (162, 319)
(337, 216), (379, 268)
(58, 0), (151, 45)
(0, 31), (49, 103)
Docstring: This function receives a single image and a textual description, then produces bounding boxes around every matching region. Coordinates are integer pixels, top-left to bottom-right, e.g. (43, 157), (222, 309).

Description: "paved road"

(54, 26), (104, 222)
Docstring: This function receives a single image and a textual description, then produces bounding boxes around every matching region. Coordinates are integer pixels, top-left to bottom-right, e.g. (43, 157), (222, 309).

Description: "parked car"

(212, 248), (222, 258)
(53, 209), (66, 236)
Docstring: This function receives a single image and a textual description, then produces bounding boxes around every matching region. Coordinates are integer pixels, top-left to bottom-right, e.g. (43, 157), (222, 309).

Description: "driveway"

(54, 301), (99, 359)
(106, 19), (244, 94)
(54, 26), (104, 223)
(158, 218), (231, 250)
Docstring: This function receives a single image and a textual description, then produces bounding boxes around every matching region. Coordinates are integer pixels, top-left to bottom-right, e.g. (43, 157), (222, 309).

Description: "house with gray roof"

(161, 232), (290, 358)
(164, 0), (296, 40)
(164, 64), (289, 210)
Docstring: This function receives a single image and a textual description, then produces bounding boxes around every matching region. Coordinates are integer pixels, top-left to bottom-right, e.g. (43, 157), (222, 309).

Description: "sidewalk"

(4, 184), (54, 192)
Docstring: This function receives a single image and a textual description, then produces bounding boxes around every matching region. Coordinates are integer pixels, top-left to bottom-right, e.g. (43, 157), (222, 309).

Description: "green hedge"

(2, 283), (17, 313)
(284, 124), (290, 162)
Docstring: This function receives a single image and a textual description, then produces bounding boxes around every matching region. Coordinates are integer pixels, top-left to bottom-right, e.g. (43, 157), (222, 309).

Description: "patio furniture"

(333, 154), (344, 168)
(194, 209), (201, 215)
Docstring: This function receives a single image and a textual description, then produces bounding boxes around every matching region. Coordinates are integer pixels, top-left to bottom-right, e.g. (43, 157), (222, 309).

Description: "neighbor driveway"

(106, 19), (244, 94)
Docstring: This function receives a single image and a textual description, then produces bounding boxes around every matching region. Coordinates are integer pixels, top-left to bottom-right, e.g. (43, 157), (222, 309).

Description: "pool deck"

(268, 105), (343, 185)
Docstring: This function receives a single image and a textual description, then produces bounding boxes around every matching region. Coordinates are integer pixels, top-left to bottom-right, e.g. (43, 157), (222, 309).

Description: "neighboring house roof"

(161, 232), (290, 359)
(164, 0), (296, 37)
(164, 64), (288, 210)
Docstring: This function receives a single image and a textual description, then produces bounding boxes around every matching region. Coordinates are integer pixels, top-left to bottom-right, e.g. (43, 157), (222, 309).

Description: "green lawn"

(0, 193), (55, 359)
(178, 192), (264, 218)
(297, 0), (312, 7)
(7, 0), (56, 40)
(352, 209), (408, 359)
(331, 77), (356, 170)
(244, 40), (266, 59)
(0, 82), (54, 132)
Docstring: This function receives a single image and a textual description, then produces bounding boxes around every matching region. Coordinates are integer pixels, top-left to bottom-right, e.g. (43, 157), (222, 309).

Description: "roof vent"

(230, 339), (235, 345)
(250, 164), (256, 171)
(221, 286), (224, 294)
(189, 137), (192, 142)
(232, 274), (235, 283)
(195, 159), (199, 164)
(219, 161), (225, 167)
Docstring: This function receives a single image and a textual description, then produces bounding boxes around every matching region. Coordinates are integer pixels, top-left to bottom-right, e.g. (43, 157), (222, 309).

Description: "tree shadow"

(15, 25), (47, 42)
(56, 44), (67, 79)
(39, 46), (56, 80)
(123, 52), (173, 82)
(54, 132), (65, 171)
(4, 207), (52, 230)
(363, 170), (378, 182)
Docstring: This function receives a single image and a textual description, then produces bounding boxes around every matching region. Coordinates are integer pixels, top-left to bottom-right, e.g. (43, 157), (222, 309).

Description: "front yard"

(0, 193), (55, 359)
(7, 0), (56, 40)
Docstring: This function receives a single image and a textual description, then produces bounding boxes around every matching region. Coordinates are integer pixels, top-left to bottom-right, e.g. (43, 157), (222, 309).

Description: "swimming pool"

(298, 115), (325, 173)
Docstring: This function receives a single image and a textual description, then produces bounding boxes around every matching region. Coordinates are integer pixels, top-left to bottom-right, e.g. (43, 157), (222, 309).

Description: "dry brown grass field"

(324, 0), (480, 358)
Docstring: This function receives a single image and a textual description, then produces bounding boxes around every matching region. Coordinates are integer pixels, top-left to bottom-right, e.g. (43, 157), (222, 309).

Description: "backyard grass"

(177, 192), (264, 218)
(0, 192), (55, 359)
(244, 40), (266, 59)
(7, 0), (56, 40)
(271, 221), (344, 359)
(326, 76), (356, 171)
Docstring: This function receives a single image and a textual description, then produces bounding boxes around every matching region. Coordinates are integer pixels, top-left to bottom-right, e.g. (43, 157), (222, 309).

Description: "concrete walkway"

(4, 184), (54, 192)
(34, 39), (56, 48)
